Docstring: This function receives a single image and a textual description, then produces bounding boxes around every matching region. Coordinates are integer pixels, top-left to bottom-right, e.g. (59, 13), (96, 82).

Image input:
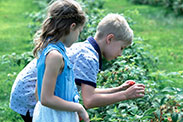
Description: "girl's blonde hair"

(33, 0), (86, 57)
(96, 13), (133, 46)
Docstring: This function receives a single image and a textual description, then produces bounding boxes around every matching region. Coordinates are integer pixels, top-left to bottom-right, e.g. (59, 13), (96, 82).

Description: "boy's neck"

(94, 35), (105, 56)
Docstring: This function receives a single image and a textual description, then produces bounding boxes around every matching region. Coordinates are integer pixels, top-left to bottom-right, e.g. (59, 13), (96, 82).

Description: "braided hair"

(33, 0), (86, 57)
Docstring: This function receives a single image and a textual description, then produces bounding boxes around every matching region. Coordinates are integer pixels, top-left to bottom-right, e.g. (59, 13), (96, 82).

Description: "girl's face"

(103, 39), (127, 61)
(64, 24), (83, 47)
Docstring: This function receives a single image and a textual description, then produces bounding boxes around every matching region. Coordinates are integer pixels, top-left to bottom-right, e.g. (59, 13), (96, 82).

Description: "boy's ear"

(106, 34), (114, 44)
(70, 23), (76, 30)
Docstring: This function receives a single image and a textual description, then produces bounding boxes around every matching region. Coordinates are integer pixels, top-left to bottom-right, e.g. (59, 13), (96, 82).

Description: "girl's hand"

(77, 104), (90, 122)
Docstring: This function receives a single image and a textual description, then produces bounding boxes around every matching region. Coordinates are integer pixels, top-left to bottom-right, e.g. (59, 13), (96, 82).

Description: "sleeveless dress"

(33, 41), (79, 122)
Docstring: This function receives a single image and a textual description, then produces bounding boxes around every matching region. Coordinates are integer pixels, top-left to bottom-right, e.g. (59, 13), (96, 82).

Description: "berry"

(127, 80), (135, 86)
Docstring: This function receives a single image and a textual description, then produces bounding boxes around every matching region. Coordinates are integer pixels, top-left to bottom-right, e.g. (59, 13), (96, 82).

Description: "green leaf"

(113, 106), (119, 113)
(160, 97), (167, 105)
(171, 112), (178, 122)
(143, 108), (156, 116)
(162, 87), (174, 93)
(140, 116), (153, 120)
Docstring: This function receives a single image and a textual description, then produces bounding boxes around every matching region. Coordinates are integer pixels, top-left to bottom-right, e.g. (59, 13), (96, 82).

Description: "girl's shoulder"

(46, 50), (63, 61)
(44, 42), (66, 56)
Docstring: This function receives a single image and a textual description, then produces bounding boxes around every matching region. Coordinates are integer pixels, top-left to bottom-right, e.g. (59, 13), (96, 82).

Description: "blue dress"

(33, 41), (79, 122)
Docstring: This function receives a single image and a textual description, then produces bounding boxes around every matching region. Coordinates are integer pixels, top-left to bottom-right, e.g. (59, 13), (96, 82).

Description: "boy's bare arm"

(94, 80), (132, 94)
(95, 86), (123, 94)
(81, 83), (145, 109)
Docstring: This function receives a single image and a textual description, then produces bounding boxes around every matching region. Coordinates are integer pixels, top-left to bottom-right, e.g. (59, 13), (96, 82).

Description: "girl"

(32, 0), (89, 122)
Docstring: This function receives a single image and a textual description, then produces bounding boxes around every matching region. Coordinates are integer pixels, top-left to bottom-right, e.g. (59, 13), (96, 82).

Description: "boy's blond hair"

(96, 13), (133, 45)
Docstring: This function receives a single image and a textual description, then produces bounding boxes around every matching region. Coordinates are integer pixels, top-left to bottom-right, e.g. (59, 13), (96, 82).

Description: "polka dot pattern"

(66, 37), (101, 88)
(9, 58), (37, 117)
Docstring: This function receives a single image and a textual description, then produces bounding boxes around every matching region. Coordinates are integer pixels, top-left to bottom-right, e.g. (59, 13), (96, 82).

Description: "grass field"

(0, 0), (38, 80)
(104, 0), (183, 88)
(0, 0), (39, 121)
(0, 0), (182, 121)
(0, 0), (38, 55)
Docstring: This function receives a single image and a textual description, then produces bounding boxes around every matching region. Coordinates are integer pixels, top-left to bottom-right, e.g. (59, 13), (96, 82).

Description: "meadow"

(0, 0), (182, 121)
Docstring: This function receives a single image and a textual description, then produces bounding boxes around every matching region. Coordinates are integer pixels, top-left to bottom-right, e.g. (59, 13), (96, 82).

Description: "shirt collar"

(87, 36), (102, 70)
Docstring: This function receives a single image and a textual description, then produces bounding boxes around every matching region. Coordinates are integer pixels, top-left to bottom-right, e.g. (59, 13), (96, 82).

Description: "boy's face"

(104, 38), (127, 61)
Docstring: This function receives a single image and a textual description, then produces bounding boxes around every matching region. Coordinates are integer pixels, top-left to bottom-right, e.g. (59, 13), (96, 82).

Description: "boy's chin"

(104, 56), (116, 61)
(106, 58), (114, 61)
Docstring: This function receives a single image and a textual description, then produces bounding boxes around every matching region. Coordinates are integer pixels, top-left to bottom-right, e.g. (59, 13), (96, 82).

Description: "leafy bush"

(86, 36), (183, 121)
(130, 0), (183, 15)
(0, 52), (34, 121)
(2, 0), (183, 121)
(77, 0), (183, 121)
(1, 52), (34, 67)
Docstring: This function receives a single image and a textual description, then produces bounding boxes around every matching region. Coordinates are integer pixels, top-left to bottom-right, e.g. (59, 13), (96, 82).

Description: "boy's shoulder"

(68, 40), (98, 58)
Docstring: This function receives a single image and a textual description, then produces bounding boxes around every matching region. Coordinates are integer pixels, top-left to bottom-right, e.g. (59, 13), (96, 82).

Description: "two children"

(9, 1), (145, 121)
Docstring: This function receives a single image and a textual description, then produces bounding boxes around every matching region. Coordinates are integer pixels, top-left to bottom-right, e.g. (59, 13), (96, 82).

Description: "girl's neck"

(59, 36), (66, 45)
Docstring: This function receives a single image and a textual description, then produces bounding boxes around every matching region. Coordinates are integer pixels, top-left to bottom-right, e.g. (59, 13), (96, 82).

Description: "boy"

(9, 58), (37, 122)
(67, 13), (145, 109)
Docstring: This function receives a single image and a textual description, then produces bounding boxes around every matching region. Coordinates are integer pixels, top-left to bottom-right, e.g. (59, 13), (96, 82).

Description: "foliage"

(77, 0), (183, 121)
(0, 52), (34, 122)
(26, 0), (48, 36)
(1, 52), (34, 67)
(0, 103), (22, 122)
(87, 36), (183, 121)
(130, 0), (183, 15)
(1, 0), (183, 121)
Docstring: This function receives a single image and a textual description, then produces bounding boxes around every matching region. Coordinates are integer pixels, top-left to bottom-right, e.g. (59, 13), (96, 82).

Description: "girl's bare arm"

(41, 50), (89, 122)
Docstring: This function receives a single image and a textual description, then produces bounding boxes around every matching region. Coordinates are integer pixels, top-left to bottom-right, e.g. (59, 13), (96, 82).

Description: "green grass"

(0, 0), (38, 55)
(104, 0), (183, 88)
(0, 0), (39, 121)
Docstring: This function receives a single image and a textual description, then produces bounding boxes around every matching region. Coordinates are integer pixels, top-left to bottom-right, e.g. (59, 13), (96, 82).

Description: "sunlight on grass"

(0, 0), (39, 120)
(0, 0), (38, 55)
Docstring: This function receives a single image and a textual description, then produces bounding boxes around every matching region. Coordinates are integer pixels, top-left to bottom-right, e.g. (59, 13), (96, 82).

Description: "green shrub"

(130, 0), (183, 15)
(2, 0), (183, 121)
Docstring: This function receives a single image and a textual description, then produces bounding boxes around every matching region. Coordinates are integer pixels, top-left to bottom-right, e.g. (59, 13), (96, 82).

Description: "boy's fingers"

(137, 90), (145, 94)
(137, 93), (145, 98)
(135, 84), (145, 88)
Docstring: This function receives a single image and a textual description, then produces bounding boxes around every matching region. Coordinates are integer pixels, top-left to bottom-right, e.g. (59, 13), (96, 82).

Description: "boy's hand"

(127, 80), (135, 86)
(120, 80), (136, 90)
(124, 84), (145, 100)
